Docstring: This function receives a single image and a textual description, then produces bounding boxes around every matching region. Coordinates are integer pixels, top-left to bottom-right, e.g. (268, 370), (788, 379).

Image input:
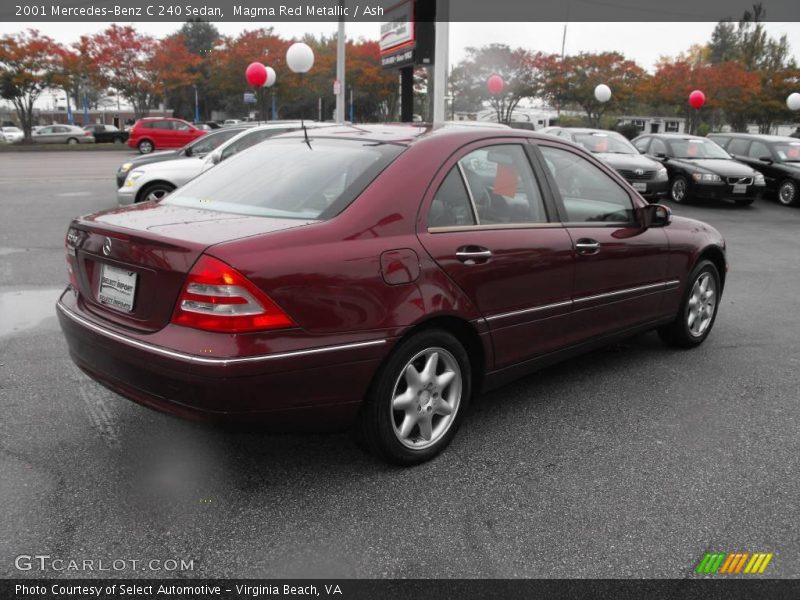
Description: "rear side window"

(428, 168), (476, 228)
(540, 145), (634, 223)
(164, 138), (404, 220)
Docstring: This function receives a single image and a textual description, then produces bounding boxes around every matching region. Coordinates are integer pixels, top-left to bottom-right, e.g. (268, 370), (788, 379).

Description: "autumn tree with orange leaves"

(0, 29), (65, 140)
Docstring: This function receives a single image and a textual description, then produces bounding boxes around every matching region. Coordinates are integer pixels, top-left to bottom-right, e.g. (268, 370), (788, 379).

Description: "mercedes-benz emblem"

(635, 168), (645, 176)
(102, 237), (112, 256)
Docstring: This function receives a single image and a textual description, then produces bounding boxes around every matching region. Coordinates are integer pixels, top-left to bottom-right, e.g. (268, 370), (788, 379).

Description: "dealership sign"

(380, 0), (434, 69)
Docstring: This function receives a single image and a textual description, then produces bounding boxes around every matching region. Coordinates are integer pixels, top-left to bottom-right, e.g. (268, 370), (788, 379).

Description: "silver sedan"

(32, 125), (95, 144)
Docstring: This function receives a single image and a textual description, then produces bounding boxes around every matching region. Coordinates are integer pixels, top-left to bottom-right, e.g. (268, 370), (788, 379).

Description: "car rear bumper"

(57, 289), (389, 430)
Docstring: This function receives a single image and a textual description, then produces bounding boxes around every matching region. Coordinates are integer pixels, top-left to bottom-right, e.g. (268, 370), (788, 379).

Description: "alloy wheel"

(391, 347), (462, 450)
(687, 272), (717, 338)
(144, 188), (172, 202)
(778, 181), (797, 206)
(671, 178), (687, 203)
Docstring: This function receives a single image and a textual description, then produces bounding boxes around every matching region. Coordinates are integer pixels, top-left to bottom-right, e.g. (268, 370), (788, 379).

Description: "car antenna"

(301, 117), (312, 150)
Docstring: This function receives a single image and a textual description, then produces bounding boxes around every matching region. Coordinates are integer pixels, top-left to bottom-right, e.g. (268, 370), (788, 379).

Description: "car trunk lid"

(70, 203), (314, 332)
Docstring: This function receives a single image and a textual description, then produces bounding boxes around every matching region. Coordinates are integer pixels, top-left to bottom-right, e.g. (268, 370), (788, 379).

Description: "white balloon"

(286, 43), (315, 74)
(262, 66), (276, 88)
(594, 84), (612, 103)
(787, 92), (800, 111)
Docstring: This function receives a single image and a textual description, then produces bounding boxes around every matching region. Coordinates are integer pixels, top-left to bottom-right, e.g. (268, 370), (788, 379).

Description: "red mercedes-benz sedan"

(58, 125), (727, 464)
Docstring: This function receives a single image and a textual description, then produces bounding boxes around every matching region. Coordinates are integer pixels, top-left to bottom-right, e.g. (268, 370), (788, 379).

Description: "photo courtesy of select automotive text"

(2, 0), (800, 597)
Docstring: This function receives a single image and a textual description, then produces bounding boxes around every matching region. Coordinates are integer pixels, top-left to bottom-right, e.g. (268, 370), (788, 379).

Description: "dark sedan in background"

(633, 133), (765, 206)
(59, 125), (726, 465)
(83, 124), (128, 144)
(115, 125), (249, 187)
(541, 127), (668, 201)
(707, 133), (800, 207)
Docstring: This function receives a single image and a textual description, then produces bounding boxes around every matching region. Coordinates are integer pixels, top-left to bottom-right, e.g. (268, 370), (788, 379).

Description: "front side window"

(727, 138), (749, 155)
(539, 145), (634, 223)
(458, 145), (548, 224)
(649, 138), (668, 156)
(633, 137), (651, 153)
(173, 121), (191, 131)
(747, 141), (771, 160)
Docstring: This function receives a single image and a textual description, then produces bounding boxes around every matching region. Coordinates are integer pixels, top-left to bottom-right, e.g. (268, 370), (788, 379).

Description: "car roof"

(638, 133), (711, 141)
(557, 127), (625, 136)
(707, 132), (798, 143)
(275, 123), (546, 147)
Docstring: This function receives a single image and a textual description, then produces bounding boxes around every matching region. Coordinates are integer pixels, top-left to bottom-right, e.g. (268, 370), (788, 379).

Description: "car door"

(417, 140), (575, 369)
(535, 141), (672, 340)
(745, 140), (782, 193)
(172, 121), (196, 146)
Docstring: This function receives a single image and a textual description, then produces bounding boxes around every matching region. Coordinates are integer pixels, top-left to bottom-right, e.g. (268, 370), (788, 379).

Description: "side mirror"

(640, 203), (672, 229)
(653, 152), (668, 161)
(759, 156), (773, 164)
(637, 147), (646, 154)
(183, 146), (192, 157)
(210, 150), (221, 165)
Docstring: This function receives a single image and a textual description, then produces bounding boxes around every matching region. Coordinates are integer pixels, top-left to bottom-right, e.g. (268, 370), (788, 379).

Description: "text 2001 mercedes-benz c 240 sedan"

(58, 125), (726, 464)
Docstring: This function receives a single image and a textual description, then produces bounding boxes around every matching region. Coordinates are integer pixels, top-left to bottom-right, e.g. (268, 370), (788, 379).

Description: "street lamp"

(193, 84), (200, 123)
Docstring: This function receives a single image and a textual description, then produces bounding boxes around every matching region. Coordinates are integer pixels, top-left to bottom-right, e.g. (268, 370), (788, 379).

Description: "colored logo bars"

(696, 552), (773, 575)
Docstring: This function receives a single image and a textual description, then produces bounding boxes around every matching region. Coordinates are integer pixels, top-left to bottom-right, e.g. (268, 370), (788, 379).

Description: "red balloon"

(245, 62), (267, 87)
(689, 90), (706, 109)
(487, 74), (504, 95)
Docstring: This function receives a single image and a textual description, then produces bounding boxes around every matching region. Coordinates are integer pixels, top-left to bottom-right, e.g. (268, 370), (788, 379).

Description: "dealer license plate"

(633, 182), (647, 192)
(98, 264), (137, 312)
(733, 183), (747, 194)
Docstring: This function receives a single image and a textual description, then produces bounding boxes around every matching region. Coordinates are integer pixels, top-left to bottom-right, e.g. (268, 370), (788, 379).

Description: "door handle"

(575, 238), (600, 255)
(456, 247), (492, 264)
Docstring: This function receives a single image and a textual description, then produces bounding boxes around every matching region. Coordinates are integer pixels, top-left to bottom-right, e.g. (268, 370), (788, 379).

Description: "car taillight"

(64, 229), (80, 288)
(84, 131), (91, 136)
(171, 255), (294, 333)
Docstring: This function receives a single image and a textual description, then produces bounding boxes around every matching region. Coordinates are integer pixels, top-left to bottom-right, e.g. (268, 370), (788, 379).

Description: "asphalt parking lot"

(1, 151), (798, 579)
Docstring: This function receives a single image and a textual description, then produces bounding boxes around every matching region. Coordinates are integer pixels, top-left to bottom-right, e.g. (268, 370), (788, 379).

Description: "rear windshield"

(163, 137), (404, 220)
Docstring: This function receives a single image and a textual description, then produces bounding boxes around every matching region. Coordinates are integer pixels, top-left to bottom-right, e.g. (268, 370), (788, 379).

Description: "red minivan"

(127, 118), (207, 154)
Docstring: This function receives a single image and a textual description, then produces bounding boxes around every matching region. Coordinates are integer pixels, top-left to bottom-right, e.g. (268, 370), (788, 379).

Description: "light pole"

(335, 0), (346, 123)
(193, 84), (200, 123)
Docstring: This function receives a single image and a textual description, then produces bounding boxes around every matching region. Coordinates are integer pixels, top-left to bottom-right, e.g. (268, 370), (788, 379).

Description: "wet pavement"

(1, 152), (799, 579)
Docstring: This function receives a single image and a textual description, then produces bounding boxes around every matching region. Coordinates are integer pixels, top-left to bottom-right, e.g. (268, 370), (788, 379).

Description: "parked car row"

(542, 126), (799, 208)
(60, 123), (728, 464)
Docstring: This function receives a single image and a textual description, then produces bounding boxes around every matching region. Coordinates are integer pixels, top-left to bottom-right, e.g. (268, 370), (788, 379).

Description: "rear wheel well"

(698, 246), (726, 291)
(395, 316), (486, 392)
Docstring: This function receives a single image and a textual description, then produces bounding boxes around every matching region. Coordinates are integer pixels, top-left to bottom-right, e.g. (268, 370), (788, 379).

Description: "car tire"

(658, 260), (720, 348)
(138, 139), (154, 154)
(777, 179), (798, 207)
(357, 329), (472, 465)
(66, 137), (78, 145)
(137, 182), (175, 203)
(735, 198), (754, 206)
(670, 176), (689, 204)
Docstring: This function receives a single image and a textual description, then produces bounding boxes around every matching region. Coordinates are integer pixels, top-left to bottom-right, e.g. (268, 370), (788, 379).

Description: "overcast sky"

(3, 21), (800, 72)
